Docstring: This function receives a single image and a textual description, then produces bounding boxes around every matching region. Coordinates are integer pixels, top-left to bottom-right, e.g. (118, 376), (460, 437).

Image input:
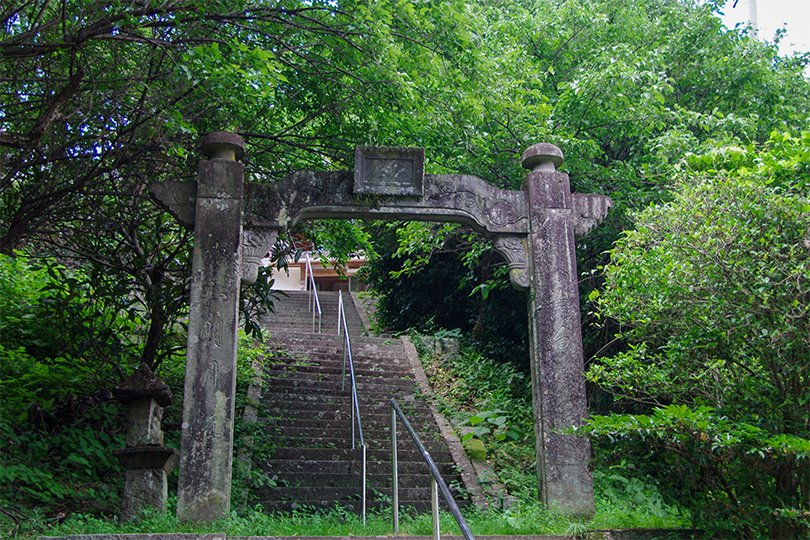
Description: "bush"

(589, 168), (810, 538)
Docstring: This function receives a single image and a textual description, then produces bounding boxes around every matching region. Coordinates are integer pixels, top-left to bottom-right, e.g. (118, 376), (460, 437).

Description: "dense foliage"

(585, 135), (810, 538)
(1, 0), (485, 368)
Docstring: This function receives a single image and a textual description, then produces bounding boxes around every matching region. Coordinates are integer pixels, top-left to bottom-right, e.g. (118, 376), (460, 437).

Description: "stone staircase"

(264, 290), (365, 335)
(252, 291), (476, 513)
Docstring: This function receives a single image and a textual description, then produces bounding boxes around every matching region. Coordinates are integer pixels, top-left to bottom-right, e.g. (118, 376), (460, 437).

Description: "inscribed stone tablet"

(354, 146), (424, 197)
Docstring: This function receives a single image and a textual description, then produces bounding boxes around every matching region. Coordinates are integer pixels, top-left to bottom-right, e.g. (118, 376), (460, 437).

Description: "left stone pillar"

(177, 132), (245, 522)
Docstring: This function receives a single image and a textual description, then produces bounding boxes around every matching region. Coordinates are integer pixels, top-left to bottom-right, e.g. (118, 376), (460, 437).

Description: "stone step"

(261, 471), (443, 489)
(266, 343), (405, 357)
(267, 446), (454, 463)
(262, 458), (456, 476)
(262, 425), (442, 445)
(250, 297), (472, 516)
(255, 498), (466, 514)
(264, 375), (416, 392)
(262, 385), (422, 402)
(264, 361), (415, 378)
(260, 381), (417, 398)
(264, 363), (410, 377)
(254, 485), (467, 504)
(263, 401), (432, 418)
(265, 331), (402, 347)
(262, 415), (437, 432)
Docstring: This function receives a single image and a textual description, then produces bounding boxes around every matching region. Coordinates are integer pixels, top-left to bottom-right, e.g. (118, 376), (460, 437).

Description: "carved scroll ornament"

(493, 235), (530, 291)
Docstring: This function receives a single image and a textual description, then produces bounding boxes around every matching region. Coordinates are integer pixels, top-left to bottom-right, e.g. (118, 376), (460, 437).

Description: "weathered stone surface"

(113, 363), (173, 408)
(354, 146), (424, 197)
(572, 192), (613, 238)
(524, 159), (595, 517)
(37, 535), (226, 540)
(125, 398), (165, 447)
(148, 181), (197, 228)
(240, 228), (278, 285)
(520, 143), (564, 172)
(176, 156), (243, 523)
(113, 364), (177, 521)
(241, 172), (529, 236)
(113, 446), (179, 471)
(151, 173), (529, 237)
(492, 235), (530, 291)
(199, 131), (245, 161)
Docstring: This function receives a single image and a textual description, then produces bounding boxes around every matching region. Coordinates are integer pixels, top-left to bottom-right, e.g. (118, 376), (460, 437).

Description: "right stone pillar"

(522, 143), (595, 517)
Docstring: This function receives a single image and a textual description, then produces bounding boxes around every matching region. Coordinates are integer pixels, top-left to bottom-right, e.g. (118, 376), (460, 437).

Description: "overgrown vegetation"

(583, 135), (810, 539)
(409, 333), (690, 531)
(0, 255), (270, 538)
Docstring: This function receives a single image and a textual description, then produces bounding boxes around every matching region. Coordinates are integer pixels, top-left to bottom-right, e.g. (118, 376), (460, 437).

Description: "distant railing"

(390, 398), (475, 540)
(303, 253), (322, 333)
(338, 290), (366, 524)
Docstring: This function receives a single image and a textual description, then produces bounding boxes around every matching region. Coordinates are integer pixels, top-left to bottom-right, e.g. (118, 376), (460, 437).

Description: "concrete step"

(261, 381), (417, 398)
(264, 358), (415, 376)
(263, 401), (433, 418)
(262, 426), (445, 446)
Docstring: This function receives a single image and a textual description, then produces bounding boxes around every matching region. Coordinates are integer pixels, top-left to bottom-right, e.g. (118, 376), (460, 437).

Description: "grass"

(6, 493), (690, 540)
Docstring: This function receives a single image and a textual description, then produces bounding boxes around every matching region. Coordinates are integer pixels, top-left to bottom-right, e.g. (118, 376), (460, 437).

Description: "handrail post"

(336, 288), (365, 526)
(337, 290), (343, 336)
(392, 404), (399, 532)
(432, 478), (440, 540)
(362, 443), (367, 526)
(305, 254), (322, 333)
(351, 381), (356, 450)
(389, 399), (476, 540)
(340, 291), (347, 392)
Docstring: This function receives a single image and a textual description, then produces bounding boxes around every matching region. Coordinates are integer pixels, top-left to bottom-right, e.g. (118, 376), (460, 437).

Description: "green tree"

(368, 0), (810, 370)
(1, 0), (484, 370)
(585, 134), (810, 538)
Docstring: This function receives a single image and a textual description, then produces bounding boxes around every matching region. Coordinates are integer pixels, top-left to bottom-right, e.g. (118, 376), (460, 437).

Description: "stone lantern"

(112, 363), (179, 521)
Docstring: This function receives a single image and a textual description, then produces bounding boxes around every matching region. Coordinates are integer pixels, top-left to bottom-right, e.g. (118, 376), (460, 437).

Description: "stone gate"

(150, 131), (612, 522)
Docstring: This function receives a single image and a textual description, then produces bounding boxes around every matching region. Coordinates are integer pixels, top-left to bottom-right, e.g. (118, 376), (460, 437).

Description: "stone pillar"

(176, 131), (245, 522)
(522, 143), (594, 517)
(112, 363), (179, 521)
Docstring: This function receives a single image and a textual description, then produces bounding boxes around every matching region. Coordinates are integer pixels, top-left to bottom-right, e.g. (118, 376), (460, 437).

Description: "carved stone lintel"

(573, 193), (613, 237)
(493, 235), (530, 291)
(240, 228), (278, 285)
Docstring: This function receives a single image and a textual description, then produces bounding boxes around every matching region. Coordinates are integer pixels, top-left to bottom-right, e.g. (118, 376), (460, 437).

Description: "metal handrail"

(338, 290), (366, 524)
(390, 398), (475, 540)
(304, 253), (322, 333)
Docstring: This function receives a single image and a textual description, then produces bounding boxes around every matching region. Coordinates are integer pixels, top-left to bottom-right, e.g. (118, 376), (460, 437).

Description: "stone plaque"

(354, 146), (424, 197)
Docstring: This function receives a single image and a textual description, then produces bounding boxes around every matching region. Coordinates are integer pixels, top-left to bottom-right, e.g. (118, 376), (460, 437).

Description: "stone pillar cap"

(113, 363), (173, 407)
(200, 131), (246, 161)
(521, 143), (564, 172)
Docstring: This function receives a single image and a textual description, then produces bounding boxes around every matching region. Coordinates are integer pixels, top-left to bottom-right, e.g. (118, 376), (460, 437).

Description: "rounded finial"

(200, 131), (246, 161)
(520, 143), (564, 172)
